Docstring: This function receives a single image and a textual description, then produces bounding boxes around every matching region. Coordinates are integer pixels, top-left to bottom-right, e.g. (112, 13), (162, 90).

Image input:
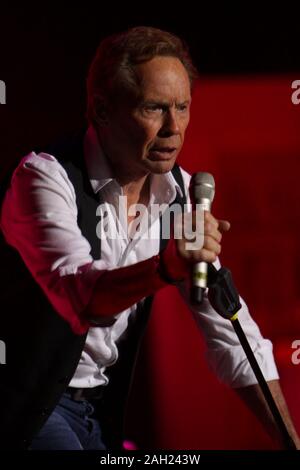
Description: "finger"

(176, 236), (220, 263)
(203, 236), (221, 256)
(204, 223), (222, 243)
(188, 248), (218, 264)
(204, 211), (219, 228)
(218, 219), (231, 232)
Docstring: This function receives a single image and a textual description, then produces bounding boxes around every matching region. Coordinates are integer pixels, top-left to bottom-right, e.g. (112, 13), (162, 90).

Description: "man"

(0, 26), (299, 450)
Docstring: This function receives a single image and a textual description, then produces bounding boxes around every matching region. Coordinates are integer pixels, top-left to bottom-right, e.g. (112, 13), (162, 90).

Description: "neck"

(121, 175), (148, 196)
(96, 127), (150, 201)
(121, 175), (150, 209)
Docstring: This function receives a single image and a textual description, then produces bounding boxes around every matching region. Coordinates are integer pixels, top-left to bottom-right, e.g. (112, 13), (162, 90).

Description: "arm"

(0, 154), (226, 330)
(180, 279), (300, 449)
(84, 237), (190, 318)
(0, 152), (191, 330)
(236, 379), (300, 449)
(175, 207), (299, 448)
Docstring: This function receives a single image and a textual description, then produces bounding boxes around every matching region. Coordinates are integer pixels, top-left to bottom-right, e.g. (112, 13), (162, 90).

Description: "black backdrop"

(1, 4), (300, 170)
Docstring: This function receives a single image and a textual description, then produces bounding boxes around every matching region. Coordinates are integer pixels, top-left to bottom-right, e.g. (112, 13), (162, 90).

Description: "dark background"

(1, 4), (300, 163)
(1, 5), (300, 450)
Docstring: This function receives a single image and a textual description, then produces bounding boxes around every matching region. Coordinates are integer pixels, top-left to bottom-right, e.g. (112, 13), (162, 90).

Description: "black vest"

(0, 132), (186, 449)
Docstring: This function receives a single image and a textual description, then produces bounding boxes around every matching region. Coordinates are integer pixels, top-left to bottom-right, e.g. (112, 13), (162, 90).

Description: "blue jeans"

(30, 393), (107, 450)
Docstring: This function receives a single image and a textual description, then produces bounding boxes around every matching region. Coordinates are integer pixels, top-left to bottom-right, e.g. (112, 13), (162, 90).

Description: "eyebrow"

(141, 99), (191, 107)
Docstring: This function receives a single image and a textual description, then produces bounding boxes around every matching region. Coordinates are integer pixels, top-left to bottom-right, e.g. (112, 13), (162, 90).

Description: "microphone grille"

(193, 172), (215, 202)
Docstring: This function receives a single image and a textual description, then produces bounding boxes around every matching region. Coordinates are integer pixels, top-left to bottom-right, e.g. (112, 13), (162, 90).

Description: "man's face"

(102, 56), (192, 181)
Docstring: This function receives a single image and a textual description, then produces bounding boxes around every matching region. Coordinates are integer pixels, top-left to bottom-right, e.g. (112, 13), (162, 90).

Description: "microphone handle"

(191, 262), (208, 304)
(191, 198), (211, 305)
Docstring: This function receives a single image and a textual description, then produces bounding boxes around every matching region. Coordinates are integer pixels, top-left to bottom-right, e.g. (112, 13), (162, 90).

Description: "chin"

(145, 159), (176, 174)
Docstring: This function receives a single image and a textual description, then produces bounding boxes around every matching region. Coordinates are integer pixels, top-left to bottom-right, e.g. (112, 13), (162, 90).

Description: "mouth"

(148, 146), (177, 161)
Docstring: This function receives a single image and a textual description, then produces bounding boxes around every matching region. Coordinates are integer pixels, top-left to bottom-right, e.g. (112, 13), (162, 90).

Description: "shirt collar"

(84, 125), (183, 204)
(84, 126), (114, 193)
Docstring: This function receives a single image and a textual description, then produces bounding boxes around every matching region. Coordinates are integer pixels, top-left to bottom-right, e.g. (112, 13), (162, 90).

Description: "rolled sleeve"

(178, 275), (279, 388)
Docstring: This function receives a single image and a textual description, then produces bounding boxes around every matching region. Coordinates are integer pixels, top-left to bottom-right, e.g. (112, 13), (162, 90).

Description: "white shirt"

(0, 126), (279, 389)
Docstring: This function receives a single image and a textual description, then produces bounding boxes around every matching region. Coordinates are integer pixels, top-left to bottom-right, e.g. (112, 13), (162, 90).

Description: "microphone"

(189, 172), (215, 304)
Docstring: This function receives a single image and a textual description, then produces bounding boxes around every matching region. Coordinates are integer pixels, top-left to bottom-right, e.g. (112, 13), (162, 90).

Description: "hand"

(159, 211), (230, 283)
(176, 211), (230, 263)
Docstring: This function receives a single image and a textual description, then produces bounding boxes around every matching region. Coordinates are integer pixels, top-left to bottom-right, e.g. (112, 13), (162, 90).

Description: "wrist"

(158, 237), (190, 283)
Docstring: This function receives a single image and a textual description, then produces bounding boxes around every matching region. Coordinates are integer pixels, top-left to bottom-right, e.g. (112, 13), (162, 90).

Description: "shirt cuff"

(206, 338), (279, 388)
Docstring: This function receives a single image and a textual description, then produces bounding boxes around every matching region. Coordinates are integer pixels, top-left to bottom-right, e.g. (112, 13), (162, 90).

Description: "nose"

(159, 109), (180, 137)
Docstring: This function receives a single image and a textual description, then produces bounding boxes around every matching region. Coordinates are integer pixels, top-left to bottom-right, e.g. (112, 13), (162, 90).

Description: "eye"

(141, 103), (168, 116)
(143, 104), (164, 114)
(176, 103), (189, 112)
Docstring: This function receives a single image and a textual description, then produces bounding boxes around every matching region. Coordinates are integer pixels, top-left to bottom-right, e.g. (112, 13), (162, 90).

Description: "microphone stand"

(205, 264), (296, 450)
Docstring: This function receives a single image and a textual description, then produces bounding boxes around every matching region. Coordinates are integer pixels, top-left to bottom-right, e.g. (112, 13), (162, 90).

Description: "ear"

(93, 95), (109, 126)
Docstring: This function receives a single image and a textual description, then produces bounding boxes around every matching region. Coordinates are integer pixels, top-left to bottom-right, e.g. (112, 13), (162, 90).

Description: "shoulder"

(16, 151), (64, 174)
(12, 151), (75, 191)
(2, 151), (77, 214)
(13, 130), (86, 185)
